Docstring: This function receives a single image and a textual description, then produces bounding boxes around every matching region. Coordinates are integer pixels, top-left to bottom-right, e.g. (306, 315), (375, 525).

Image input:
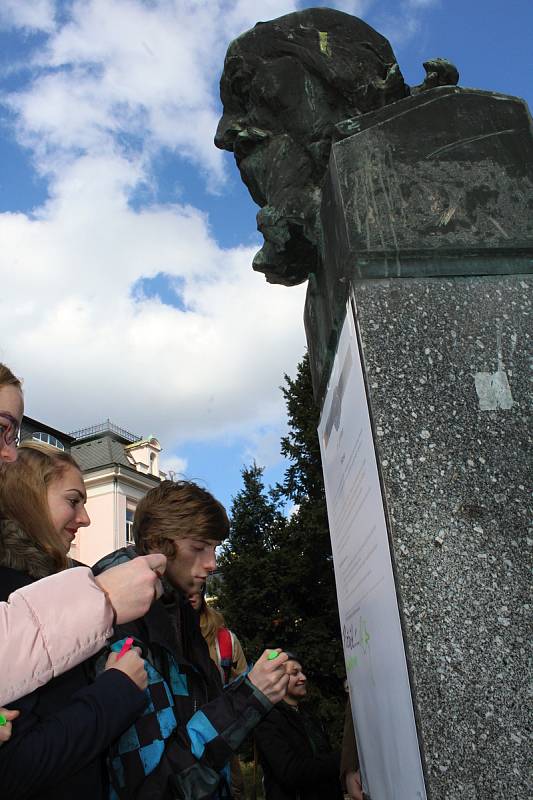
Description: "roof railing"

(69, 420), (141, 443)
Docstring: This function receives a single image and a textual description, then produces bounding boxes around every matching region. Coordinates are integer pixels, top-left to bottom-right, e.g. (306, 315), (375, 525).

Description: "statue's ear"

(412, 58), (459, 95)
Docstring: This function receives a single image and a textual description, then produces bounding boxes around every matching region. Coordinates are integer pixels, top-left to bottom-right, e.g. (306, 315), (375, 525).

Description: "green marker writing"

(0, 714), (7, 726)
(268, 651), (279, 661)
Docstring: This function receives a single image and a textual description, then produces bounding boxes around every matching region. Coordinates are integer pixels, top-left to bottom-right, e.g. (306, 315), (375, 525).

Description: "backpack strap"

(216, 627), (234, 685)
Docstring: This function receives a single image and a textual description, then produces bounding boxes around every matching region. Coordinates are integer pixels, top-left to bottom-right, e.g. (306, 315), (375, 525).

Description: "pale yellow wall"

(71, 490), (115, 567)
(117, 491), (127, 543)
(69, 472), (155, 567)
(127, 439), (162, 477)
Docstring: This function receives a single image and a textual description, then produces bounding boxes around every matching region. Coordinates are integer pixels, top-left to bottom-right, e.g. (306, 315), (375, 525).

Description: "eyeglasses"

(0, 412), (20, 448)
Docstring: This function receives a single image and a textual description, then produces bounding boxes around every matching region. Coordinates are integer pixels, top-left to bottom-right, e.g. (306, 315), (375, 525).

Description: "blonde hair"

(0, 363), (22, 392)
(134, 480), (229, 559)
(199, 600), (226, 649)
(0, 445), (82, 572)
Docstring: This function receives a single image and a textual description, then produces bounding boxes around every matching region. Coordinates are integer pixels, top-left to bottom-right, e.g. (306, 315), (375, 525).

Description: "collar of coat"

(0, 517), (69, 579)
(93, 545), (222, 696)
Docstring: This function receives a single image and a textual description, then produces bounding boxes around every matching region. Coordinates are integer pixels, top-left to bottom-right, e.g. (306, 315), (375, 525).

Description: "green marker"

(0, 714), (7, 727)
(268, 651), (279, 661)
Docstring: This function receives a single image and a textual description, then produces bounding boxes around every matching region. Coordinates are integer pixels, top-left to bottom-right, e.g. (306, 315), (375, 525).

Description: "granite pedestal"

(306, 88), (532, 799)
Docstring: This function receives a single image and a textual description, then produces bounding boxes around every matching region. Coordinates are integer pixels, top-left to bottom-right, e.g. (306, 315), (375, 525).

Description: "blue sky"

(1, 0), (531, 512)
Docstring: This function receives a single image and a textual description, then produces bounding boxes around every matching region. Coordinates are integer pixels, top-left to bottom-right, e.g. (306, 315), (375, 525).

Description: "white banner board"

(318, 298), (427, 800)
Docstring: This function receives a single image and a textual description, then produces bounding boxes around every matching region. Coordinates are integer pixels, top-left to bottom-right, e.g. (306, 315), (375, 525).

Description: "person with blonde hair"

(0, 444), (150, 799)
(189, 590), (248, 684)
(189, 589), (248, 798)
(0, 362), (166, 714)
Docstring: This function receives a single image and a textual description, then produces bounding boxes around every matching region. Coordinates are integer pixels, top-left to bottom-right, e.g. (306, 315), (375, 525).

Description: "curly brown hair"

(133, 479), (229, 560)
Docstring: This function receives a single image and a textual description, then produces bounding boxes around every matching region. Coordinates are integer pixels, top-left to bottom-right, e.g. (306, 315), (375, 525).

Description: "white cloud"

(242, 425), (286, 471)
(222, 0), (299, 34)
(325, 1), (374, 17)
(380, 14), (421, 49)
(370, 0), (439, 50)
(0, 0), (311, 460)
(0, 0), (55, 32)
(0, 152), (306, 446)
(6, 0), (230, 182)
(159, 454), (188, 480)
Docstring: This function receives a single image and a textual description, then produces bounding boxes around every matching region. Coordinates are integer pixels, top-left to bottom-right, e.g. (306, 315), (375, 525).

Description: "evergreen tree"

(219, 354), (345, 740)
(275, 354), (345, 736)
(216, 463), (288, 658)
(277, 353), (325, 506)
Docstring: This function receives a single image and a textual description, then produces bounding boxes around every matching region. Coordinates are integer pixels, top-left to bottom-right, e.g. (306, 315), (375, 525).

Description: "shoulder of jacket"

(92, 546), (137, 575)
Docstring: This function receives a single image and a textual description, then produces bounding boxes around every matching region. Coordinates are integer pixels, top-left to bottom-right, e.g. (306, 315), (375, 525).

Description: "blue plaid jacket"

(93, 548), (272, 800)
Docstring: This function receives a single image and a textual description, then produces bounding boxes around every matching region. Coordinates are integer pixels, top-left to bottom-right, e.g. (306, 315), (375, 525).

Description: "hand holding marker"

(116, 637), (135, 660)
(0, 708), (19, 745)
(106, 637), (148, 690)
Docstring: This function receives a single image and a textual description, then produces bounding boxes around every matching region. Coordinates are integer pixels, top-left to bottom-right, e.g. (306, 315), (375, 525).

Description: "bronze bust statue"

(215, 8), (458, 287)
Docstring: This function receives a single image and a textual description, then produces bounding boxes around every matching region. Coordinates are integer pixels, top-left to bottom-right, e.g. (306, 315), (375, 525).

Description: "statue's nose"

(214, 114), (244, 151)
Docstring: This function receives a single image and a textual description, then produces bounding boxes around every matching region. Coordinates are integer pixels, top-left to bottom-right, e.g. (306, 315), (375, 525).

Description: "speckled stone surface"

(303, 83), (533, 798)
(348, 274), (531, 799)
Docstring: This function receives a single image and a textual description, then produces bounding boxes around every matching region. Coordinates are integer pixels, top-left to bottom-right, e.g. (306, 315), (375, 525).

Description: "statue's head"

(215, 7), (407, 285)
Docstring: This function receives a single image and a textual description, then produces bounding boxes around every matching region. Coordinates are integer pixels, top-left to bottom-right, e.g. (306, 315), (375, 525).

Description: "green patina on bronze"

(318, 31), (331, 57)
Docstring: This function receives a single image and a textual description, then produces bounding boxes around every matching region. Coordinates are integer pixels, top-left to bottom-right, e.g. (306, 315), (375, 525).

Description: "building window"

(32, 432), (65, 450)
(126, 509), (135, 544)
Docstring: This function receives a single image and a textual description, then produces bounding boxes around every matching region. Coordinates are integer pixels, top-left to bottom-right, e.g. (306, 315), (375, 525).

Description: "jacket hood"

(0, 518), (60, 579)
(93, 545), (221, 695)
(93, 545), (178, 600)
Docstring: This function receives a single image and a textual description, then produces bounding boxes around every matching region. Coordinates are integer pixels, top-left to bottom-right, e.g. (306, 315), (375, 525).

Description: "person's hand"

(248, 649), (289, 704)
(105, 648), (148, 690)
(0, 708), (19, 745)
(95, 554), (167, 623)
(345, 769), (363, 800)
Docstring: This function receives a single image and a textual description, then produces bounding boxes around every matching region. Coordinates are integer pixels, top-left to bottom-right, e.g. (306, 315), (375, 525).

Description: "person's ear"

(150, 536), (176, 560)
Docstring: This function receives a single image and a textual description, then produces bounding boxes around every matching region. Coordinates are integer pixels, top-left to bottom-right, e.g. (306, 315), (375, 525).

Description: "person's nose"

(0, 441), (18, 463)
(77, 506), (91, 528)
(203, 548), (217, 575)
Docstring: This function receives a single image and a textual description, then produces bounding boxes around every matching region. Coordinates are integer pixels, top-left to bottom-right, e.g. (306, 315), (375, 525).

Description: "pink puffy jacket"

(0, 567), (113, 705)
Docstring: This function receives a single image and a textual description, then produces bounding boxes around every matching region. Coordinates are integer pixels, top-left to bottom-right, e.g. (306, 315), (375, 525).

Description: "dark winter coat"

(93, 546), (275, 800)
(254, 700), (344, 800)
(0, 521), (147, 800)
